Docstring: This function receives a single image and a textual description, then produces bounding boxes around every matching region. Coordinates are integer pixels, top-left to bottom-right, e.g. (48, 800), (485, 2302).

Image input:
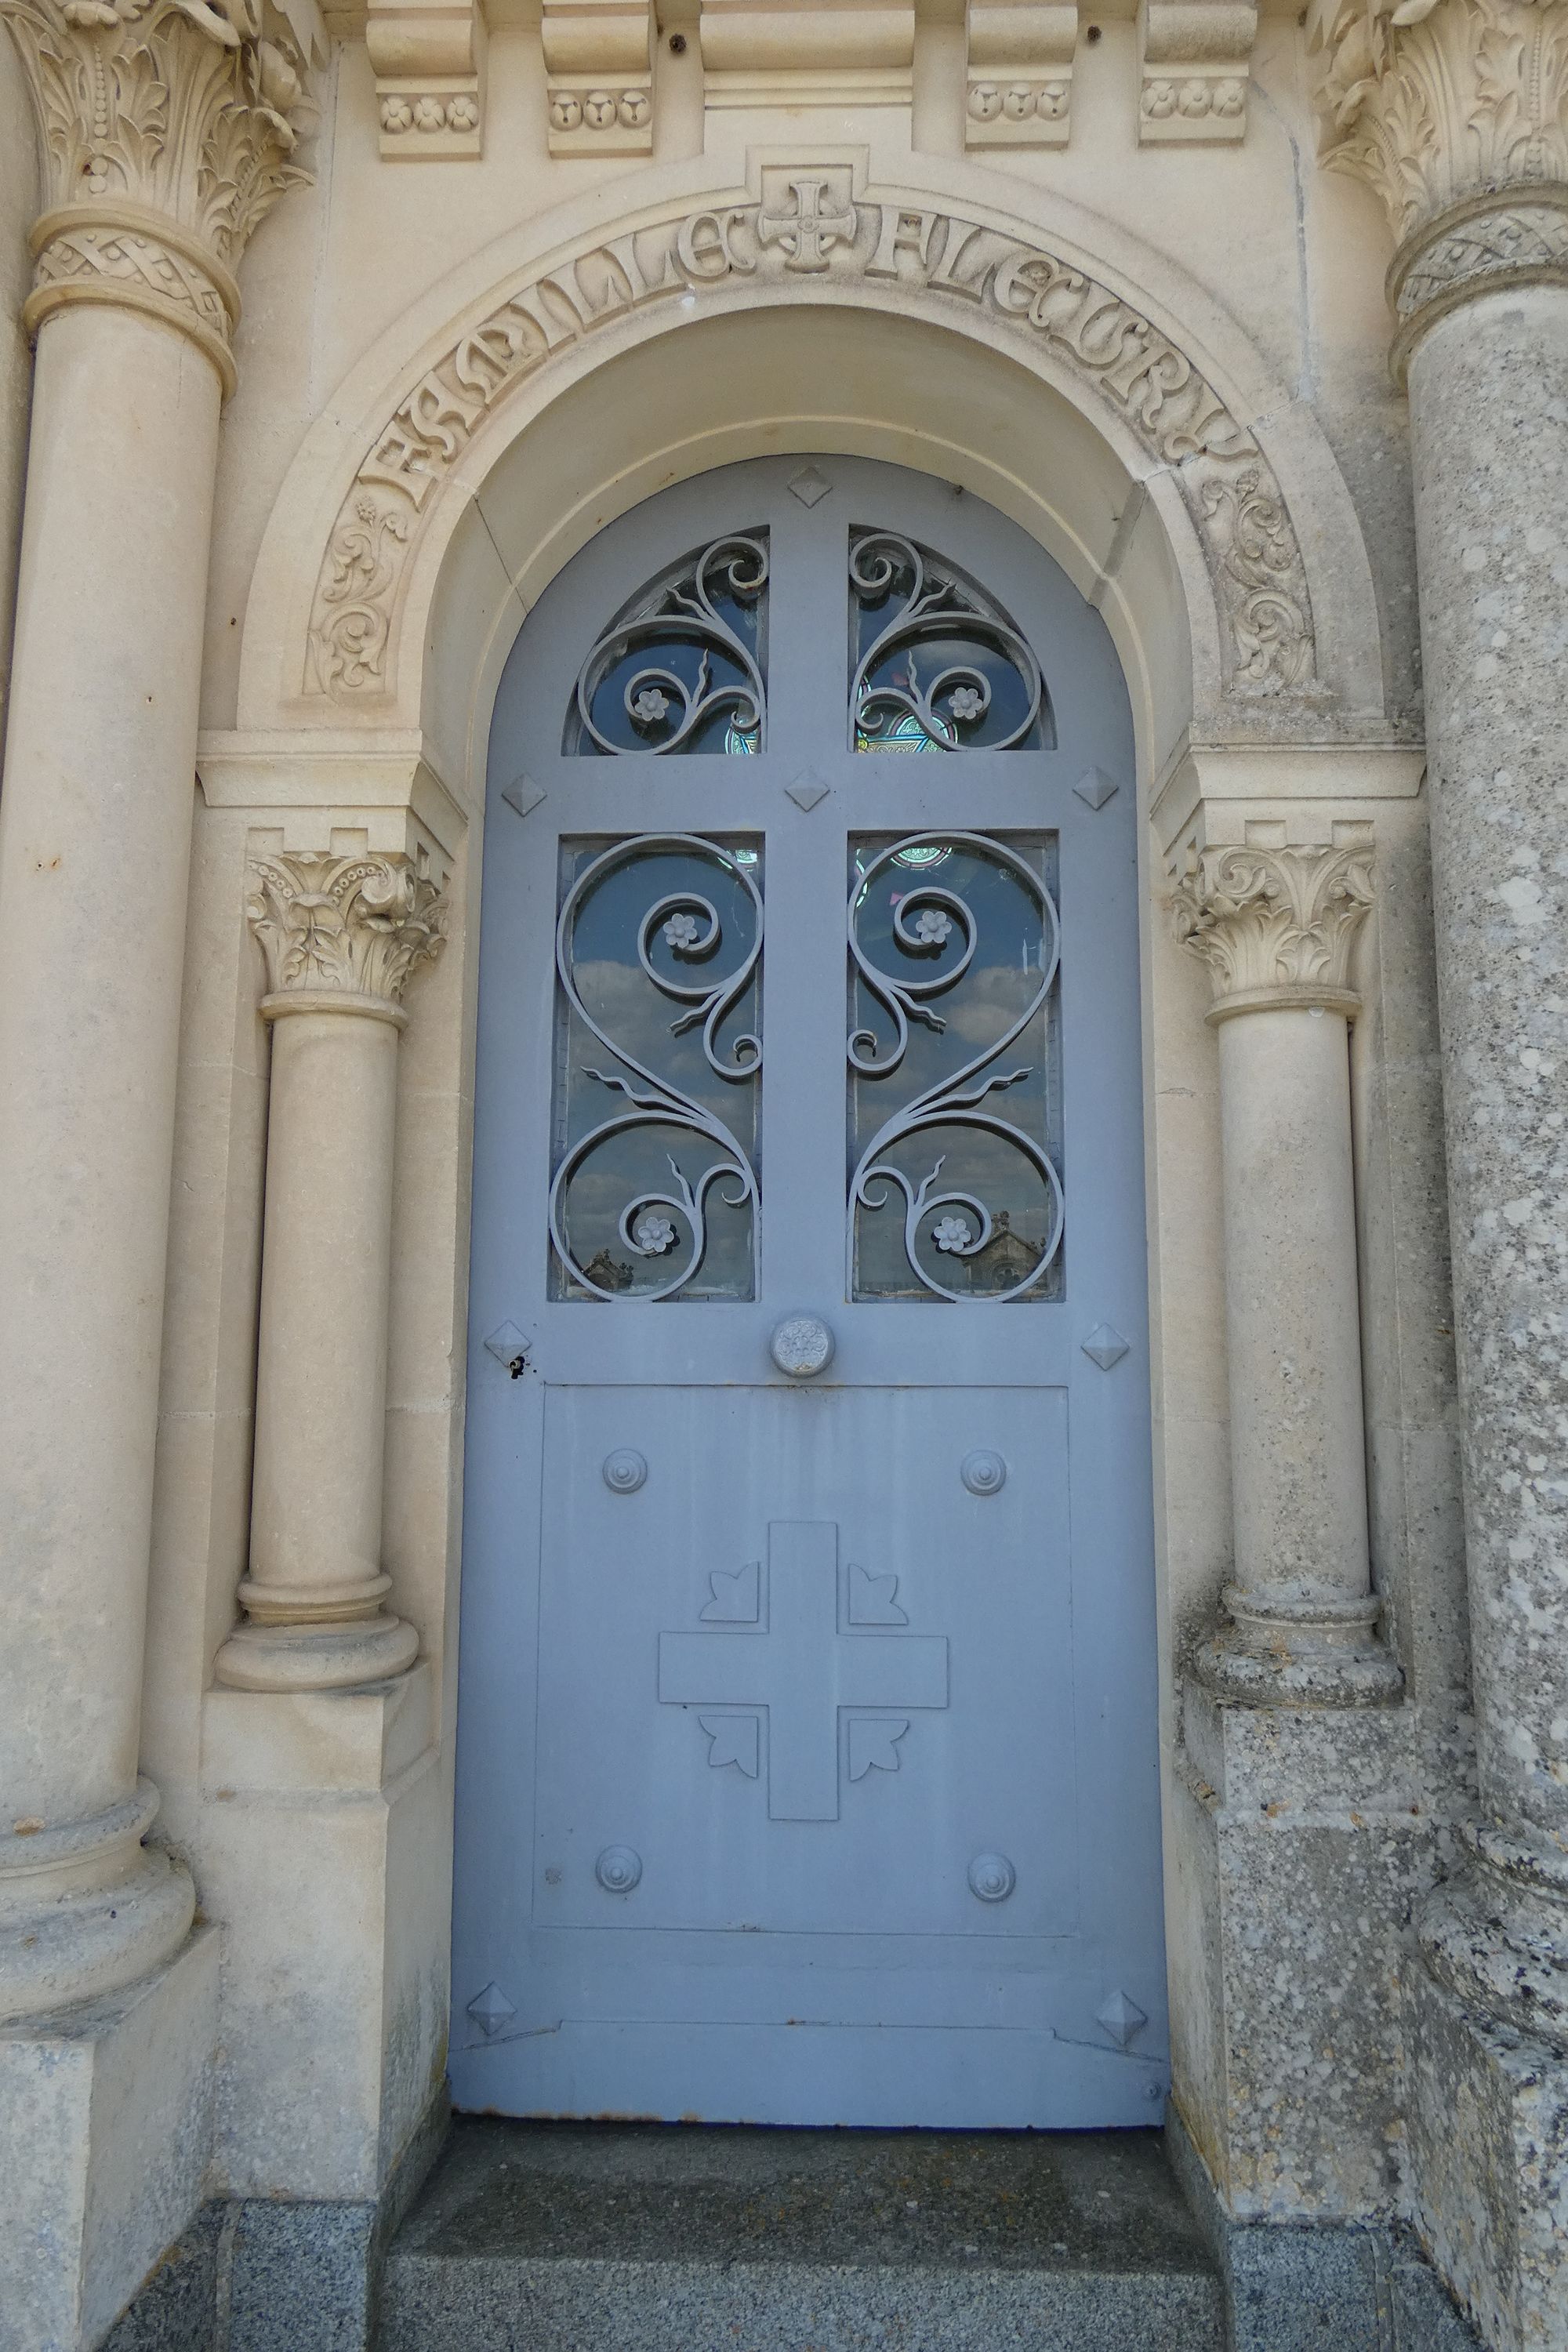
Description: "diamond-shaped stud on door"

(466, 1982), (517, 2039)
(786, 773), (829, 811)
(1096, 1988), (1149, 2048)
(1081, 1324), (1131, 1370)
(1073, 768), (1120, 811)
(787, 464), (832, 507)
(500, 775), (546, 820)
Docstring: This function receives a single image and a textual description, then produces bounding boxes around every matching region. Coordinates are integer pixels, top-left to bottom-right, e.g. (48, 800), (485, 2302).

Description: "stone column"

(1174, 841), (1403, 1705)
(1310, 2), (1568, 2340)
(215, 850), (445, 1692)
(0, 0), (308, 2021)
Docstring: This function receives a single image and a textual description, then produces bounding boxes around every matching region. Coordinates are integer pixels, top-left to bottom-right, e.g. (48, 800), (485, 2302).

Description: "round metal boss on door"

(595, 1846), (643, 1893)
(968, 1852), (1017, 1904)
(960, 1449), (1007, 1496)
(771, 1315), (836, 1378)
(602, 1448), (648, 1494)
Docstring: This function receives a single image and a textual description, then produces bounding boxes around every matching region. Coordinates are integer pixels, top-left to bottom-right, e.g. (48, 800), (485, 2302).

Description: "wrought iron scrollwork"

(850, 530), (1047, 753)
(848, 833), (1063, 1301)
(571, 534), (768, 756)
(551, 836), (761, 1301)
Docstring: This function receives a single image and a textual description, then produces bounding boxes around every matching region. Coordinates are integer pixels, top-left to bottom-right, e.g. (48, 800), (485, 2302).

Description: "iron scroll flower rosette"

(550, 834), (763, 1301)
(848, 833), (1065, 1301)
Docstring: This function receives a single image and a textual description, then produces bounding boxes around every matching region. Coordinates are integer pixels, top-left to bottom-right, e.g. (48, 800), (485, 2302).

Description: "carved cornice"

(1308, 0), (1568, 353)
(1172, 842), (1375, 1019)
(304, 183), (1316, 706)
(0, 0), (311, 394)
(248, 850), (447, 1013)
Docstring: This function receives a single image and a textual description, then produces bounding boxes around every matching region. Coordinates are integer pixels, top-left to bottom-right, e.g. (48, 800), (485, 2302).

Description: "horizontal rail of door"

(492, 1312), (1107, 1386)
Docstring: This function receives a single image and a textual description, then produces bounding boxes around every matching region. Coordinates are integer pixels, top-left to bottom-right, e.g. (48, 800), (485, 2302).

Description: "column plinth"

(1174, 841), (1403, 1709)
(215, 851), (445, 1696)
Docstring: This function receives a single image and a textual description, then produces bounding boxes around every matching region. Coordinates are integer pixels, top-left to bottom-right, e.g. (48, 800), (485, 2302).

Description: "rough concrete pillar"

(1308, 0), (1568, 2339)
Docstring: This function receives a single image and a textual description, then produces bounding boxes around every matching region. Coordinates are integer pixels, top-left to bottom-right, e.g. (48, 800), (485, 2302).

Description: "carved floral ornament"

(0, 0), (312, 395)
(247, 850), (448, 1011)
(1171, 842), (1376, 1018)
(305, 187), (1317, 709)
(1308, 0), (1568, 350)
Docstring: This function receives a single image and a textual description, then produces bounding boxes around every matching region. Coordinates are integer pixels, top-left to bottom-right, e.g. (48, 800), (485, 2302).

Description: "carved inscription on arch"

(306, 187), (1316, 702)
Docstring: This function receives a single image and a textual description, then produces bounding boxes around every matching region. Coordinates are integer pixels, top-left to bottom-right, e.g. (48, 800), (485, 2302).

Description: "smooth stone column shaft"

(1199, 997), (1401, 1701)
(1218, 1003), (1370, 1601)
(1407, 282), (1568, 1855)
(216, 996), (419, 1690)
(0, 307), (213, 2009)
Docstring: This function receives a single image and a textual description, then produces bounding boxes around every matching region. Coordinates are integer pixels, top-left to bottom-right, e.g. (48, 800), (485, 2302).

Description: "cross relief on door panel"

(658, 1523), (949, 1820)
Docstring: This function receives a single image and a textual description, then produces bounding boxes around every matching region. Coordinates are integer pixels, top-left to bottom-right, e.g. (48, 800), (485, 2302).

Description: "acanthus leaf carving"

(1, 0), (313, 392)
(247, 849), (448, 1007)
(1171, 842), (1376, 1012)
(305, 196), (1316, 707)
(1308, 0), (1568, 299)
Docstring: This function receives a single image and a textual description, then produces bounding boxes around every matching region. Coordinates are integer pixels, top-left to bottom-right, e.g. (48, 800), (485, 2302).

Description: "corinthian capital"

(1308, 0), (1568, 354)
(1, 0), (314, 394)
(249, 851), (447, 1014)
(1172, 842), (1375, 1019)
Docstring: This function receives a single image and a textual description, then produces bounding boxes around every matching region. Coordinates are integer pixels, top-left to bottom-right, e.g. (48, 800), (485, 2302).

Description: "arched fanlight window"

(850, 528), (1052, 753)
(566, 532), (768, 756)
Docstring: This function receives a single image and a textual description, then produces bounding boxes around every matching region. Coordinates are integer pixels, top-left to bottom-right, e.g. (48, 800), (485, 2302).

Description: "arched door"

(452, 457), (1163, 2128)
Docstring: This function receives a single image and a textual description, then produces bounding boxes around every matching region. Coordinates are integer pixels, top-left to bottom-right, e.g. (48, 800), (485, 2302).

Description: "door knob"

(770, 1314), (836, 1379)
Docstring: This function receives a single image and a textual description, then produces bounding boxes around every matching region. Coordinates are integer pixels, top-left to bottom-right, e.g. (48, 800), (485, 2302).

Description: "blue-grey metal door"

(452, 457), (1163, 2126)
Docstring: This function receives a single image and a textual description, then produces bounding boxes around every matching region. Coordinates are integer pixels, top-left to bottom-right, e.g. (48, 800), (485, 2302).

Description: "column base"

(1408, 1958), (1568, 2352)
(1194, 1583), (1406, 1708)
(0, 1777), (196, 2023)
(214, 1611), (419, 1693)
(0, 1927), (219, 2352)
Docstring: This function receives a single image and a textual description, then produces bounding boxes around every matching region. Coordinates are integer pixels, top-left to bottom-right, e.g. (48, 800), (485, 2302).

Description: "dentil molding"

(1308, 0), (1568, 361)
(0, 0), (314, 396)
(248, 848), (447, 1014)
(1171, 840), (1375, 1019)
(304, 173), (1317, 707)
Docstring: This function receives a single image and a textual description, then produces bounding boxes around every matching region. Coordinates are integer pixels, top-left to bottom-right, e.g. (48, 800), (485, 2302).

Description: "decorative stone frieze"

(964, 1), (1078, 151)
(698, 0), (915, 110)
(1174, 837), (1403, 1708)
(1138, 0), (1256, 143)
(219, 846), (448, 1693)
(1308, 0), (1568, 364)
(248, 846), (447, 1011)
(368, 0), (485, 158)
(306, 183), (1316, 705)
(1171, 841), (1375, 1021)
(542, 0), (652, 154)
(0, 0), (312, 395)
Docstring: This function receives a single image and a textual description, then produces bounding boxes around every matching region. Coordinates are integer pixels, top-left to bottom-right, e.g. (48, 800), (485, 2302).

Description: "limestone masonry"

(0, 0), (1564, 2346)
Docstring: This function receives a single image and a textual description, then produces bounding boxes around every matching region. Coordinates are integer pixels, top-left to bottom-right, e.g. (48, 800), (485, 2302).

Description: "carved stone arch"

(233, 154), (1389, 797)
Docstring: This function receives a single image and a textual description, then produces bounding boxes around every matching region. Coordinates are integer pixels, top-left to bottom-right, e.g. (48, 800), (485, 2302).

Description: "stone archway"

(189, 144), (1426, 2250)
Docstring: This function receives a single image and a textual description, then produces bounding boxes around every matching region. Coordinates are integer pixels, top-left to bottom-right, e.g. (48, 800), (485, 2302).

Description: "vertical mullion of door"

(754, 490), (851, 1312)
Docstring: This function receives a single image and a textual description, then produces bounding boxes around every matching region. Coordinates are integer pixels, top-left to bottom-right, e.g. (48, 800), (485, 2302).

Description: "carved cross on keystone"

(659, 1523), (948, 1820)
(757, 179), (858, 274)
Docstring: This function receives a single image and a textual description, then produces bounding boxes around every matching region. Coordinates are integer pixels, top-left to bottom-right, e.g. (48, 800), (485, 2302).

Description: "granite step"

(377, 2118), (1225, 2352)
